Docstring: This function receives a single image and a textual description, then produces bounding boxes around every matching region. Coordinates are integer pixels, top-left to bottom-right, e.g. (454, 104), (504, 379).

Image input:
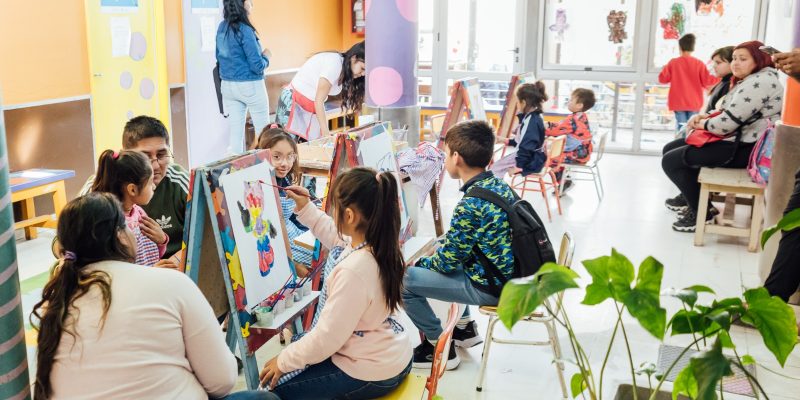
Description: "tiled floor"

(15, 153), (800, 399)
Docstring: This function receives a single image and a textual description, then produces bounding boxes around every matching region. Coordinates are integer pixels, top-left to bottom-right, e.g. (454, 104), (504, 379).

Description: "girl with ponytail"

(490, 81), (550, 178)
(259, 167), (412, 399)
(31, 193), (278, 400)
(91, 150), (172, 268)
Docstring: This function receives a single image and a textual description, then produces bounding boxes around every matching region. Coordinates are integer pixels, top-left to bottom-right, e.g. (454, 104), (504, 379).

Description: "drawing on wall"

(220, 161), (292, 310)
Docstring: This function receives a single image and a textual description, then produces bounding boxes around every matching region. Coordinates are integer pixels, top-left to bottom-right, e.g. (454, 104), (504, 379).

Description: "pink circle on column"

(369, 67), (404, 106)
(365, 0), (371, 15)
(395, 0), (417, 22)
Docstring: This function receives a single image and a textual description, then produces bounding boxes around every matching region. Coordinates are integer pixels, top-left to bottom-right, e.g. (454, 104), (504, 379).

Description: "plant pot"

(613, 384), (689, 400)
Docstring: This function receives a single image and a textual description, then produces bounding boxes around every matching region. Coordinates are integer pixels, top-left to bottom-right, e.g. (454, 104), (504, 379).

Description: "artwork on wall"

(548, 8), (569, 43)
(352, 0), (366, 35)
(660, 2), (687, 40)
(607, 10), (628, 44)
(219, 161), (293, 311)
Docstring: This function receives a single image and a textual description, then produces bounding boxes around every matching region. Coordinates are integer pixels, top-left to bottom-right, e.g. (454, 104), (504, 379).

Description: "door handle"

(508, 47), (520, 54)
(93, 73), (103, 77)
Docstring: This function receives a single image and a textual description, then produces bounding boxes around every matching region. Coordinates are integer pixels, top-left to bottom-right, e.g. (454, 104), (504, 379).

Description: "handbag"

(685, 111), (724, 147)
(685, 110), (762, 148)
(212, 62), (226, 117)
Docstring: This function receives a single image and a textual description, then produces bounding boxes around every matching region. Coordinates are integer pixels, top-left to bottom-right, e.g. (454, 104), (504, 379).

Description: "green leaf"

(497, 263), (580, 330)
(581, 249), (635, 305)
(691, 338), (734, 400)
(669, 309), (708, 335)
(570, 372), (588, 398)
(717, 329), (735, 349)
(582, 255), (613, 305)
(761, 208), (800, 248)
(741, 354), (755, 366)
(672, 285), (716, 308)
(673, 365), (698, 400)
(743, 288), (799, 366)
(706, 309), (732, 332)
(622, 256), (667, 339)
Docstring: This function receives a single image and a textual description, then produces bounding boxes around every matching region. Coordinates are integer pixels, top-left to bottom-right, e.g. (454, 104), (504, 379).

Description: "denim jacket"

(215, 21), (269, 81)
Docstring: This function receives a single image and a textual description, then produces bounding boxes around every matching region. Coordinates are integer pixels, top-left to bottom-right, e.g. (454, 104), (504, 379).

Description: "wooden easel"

(181, 150), (320, 390)
(496, 72), (537, 141)
(439, 77), (487, 148)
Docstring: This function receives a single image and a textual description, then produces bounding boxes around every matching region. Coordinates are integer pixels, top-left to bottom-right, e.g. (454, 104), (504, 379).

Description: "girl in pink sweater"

(91, 150), (170, 267)
(259, 167), (412, 399)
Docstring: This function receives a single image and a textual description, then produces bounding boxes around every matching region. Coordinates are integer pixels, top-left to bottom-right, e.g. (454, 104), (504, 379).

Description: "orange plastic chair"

(509, 136), (567, 221)
(378, 303), (460, 400)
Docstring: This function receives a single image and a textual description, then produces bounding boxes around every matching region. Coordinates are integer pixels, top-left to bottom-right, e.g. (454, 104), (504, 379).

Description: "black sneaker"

(679, 206), (720, 219)
(412, 339), (461, 370)
(665, 194), (688, 212)
(452, 321), (483, 348)
(559, 179), (574, 197)
(672, 208), (715, 232)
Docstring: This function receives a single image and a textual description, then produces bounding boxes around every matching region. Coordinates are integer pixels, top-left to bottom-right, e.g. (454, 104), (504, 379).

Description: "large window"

(447, 0), (517, 73)
(651, 0), (760, 70)
(542, 0), (639, 69)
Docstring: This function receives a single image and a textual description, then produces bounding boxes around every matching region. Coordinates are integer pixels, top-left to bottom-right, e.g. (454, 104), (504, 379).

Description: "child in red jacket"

(545, 88), (596, 194)
(658, 33), (719, 131)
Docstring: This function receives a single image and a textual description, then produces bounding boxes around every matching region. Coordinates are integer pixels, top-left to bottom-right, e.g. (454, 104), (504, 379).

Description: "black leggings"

(661, 138), (755, 212)
(764, 170), (800, 301)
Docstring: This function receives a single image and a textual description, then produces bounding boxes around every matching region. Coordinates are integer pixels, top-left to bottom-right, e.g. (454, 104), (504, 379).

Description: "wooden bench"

(695, 168), (765, 252)
(10, 169), (74, 240)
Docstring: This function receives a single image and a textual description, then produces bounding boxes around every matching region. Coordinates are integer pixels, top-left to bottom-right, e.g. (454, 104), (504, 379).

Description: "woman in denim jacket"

(216, 0), (270, 154)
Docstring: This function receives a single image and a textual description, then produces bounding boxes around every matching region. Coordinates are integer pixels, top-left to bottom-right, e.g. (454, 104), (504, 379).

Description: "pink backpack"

(747, 121), (776, 186)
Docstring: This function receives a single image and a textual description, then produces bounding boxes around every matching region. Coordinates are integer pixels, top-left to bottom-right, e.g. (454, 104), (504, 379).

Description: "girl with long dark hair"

(275, 41), (366, 141)
(259, 167), (411, 399)
(31, 193), (278, 400)
(216, 0), (271, 154)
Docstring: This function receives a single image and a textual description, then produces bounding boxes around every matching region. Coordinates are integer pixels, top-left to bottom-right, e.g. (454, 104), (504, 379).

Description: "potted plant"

(497, 249), (798, 400)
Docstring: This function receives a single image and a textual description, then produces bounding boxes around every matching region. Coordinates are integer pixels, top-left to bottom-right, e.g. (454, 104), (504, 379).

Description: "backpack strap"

(465, 187), (518, 297)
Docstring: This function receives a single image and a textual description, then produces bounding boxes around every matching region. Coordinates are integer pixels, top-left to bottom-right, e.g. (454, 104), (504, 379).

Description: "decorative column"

(364, 0), (420, 146)
(758, 0), (800, 293)
(0, 91), (32, 400)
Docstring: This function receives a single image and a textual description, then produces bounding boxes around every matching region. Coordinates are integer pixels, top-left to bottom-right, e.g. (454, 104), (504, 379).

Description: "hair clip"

(63, 251), (77, 261)
(112, 151), (120, 159)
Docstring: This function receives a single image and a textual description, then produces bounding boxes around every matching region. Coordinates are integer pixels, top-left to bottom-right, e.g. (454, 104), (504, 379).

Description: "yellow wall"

(0, 1), (345, 106)
(250, 0), (344, 70)
(0, 1), (90, 105)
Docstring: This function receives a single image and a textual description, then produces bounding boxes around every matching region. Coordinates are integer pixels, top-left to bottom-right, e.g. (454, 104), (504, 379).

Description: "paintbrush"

(258, 180), (312, 198)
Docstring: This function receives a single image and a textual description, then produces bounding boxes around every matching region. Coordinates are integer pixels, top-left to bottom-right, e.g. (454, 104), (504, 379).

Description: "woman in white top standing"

(276, 41), (365, 142)
(31, 192), (278, 400)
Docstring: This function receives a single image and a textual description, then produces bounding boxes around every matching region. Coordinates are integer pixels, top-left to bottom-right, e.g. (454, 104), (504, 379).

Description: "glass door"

(420, 0), (526, 108)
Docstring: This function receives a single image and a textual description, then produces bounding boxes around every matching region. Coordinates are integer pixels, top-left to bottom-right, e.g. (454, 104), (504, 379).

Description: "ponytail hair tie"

(112, 151), (120, 160)
(268, 123), (280, 129)
(63, 251), (77, 261)
(376, 172), (382, 183)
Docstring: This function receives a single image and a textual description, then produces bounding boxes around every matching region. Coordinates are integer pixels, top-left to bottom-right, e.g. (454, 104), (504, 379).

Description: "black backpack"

(465, 187), (556, 297)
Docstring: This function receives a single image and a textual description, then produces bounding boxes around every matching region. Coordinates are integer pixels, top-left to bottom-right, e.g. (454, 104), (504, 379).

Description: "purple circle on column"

(130, 32), (147, 61)
(127, 110), (135, 120)
(120, 71), (133, 89)
(368, 67), (404, 106)
(140, 78), (155, 100)
(395, 0), (417, 22)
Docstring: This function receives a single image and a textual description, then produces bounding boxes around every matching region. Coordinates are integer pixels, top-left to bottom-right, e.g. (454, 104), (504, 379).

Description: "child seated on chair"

(490, 82), (548, 178)
(545, 88), (596, 193)
(405, 120), (516, 370)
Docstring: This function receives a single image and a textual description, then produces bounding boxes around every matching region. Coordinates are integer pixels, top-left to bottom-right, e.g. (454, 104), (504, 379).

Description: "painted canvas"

(357, 127), (412, 240)
(219, 161), (293, 310)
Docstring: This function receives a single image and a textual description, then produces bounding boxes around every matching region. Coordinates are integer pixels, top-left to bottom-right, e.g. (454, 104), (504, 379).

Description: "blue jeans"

(221, 79), (270, 154)
(402, 267), (498, 339)
(674, 111), (697, 132)
(273, 358), (412, 399)
(215, 390), (280, 400)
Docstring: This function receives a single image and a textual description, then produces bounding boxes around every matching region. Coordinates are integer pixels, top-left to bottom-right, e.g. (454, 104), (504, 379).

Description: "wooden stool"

(695, 168), (765, 252)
